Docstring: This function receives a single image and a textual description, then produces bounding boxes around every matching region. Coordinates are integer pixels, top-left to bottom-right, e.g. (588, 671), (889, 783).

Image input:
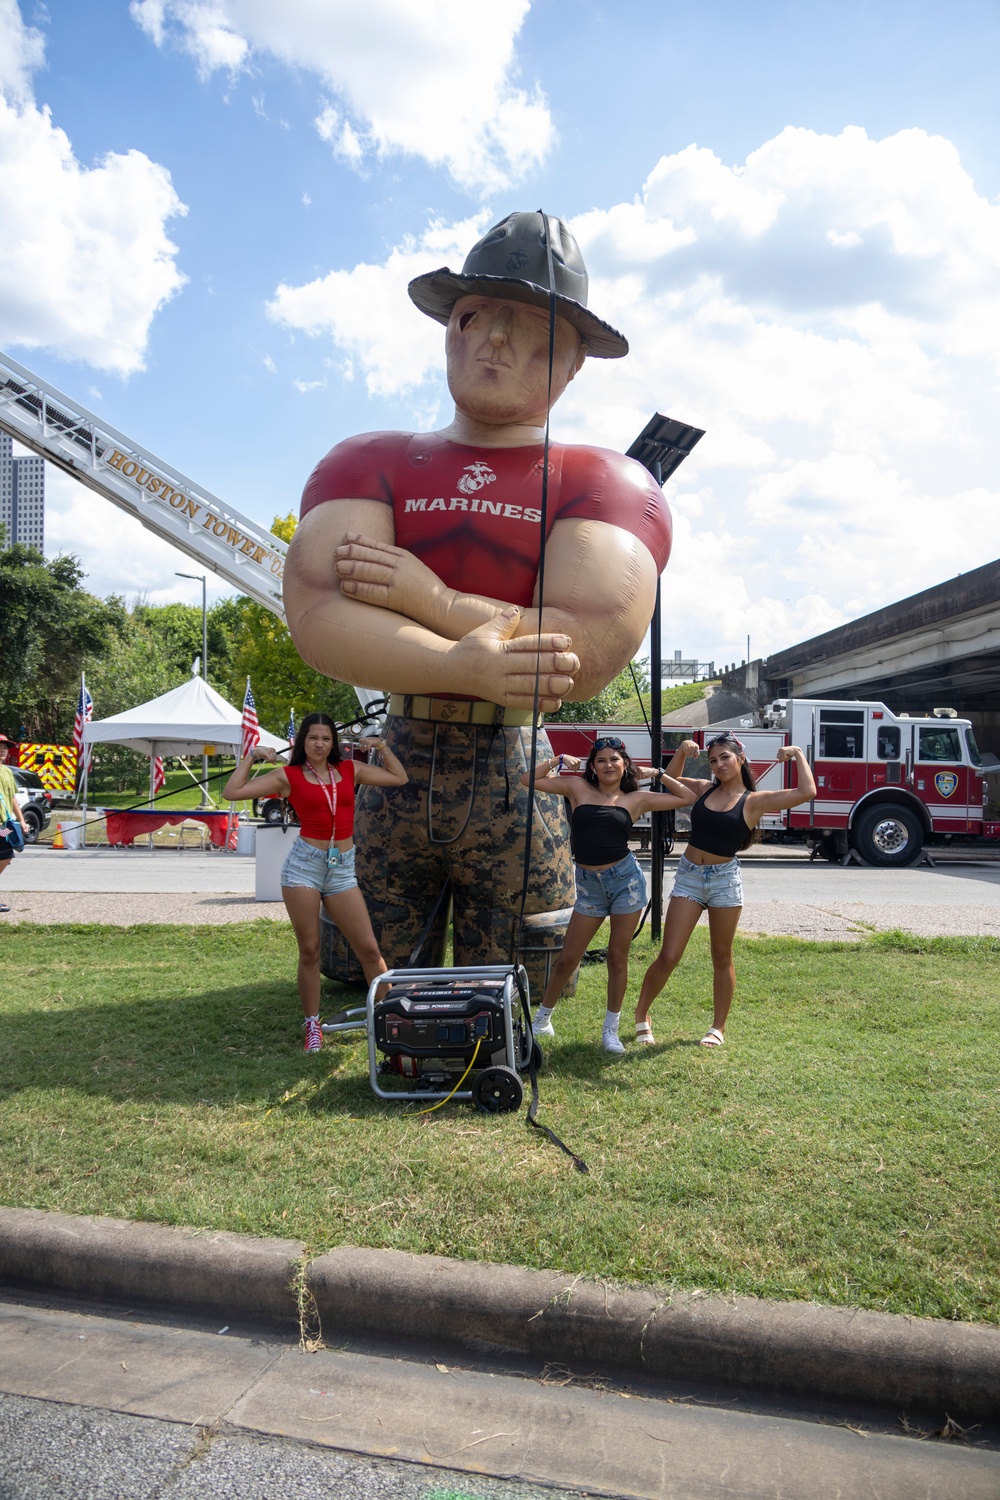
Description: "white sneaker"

(602, 1029), (625, 1055)
(532, 1014), (555, 1038)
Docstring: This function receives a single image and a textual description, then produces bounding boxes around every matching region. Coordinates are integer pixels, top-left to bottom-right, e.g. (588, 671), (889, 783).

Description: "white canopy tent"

(81, 678), (288, 844)
(83, 677), (287, 758)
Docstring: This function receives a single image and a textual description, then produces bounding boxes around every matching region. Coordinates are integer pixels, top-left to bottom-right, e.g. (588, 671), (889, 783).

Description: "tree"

(0, 545), (119, 741)
(83, 606), (186, 792)
(134, 596), (243, 691)
(549, 658), (650, 724)
(224, 513), (362, 735)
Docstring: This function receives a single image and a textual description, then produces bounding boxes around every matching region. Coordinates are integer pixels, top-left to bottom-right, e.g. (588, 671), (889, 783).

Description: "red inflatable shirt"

(301, 432), (671, 609)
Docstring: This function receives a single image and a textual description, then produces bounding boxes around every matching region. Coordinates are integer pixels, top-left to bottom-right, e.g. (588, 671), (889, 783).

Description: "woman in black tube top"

(635, 733), (816, 1049)
(520, 738), (695, 1054)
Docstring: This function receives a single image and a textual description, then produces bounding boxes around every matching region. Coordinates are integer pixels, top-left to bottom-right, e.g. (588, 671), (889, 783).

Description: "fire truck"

(9, 742), (78, 802)
(547, 698), (998, 866)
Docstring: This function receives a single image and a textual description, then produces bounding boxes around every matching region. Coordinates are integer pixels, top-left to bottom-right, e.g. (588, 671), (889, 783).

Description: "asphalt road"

(4, 844), (1000, 937)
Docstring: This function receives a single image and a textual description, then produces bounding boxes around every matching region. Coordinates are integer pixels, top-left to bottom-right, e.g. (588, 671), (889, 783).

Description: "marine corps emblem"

(456, 461), (497, 496)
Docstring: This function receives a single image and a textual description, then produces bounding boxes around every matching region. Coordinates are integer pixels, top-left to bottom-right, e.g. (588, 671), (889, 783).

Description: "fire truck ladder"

(0, 349), (287, 617)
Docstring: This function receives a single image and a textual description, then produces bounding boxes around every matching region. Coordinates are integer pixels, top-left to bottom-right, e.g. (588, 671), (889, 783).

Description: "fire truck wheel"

(472, 1065), (524, 1114)
(851, 802), (924, 866)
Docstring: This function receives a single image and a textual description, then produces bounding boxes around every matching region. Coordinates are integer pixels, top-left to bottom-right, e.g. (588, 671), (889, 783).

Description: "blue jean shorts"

(280, 838), (358, 897)
(670, 853), (743, 909)
(574, 852), (647, 918)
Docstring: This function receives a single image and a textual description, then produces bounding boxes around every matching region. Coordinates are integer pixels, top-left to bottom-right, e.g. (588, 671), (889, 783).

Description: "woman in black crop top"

(635, 733), (816, 1049)
(519, 738), (695, 1054)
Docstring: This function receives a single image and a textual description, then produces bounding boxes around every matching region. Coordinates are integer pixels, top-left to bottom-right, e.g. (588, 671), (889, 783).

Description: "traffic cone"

(52, 823), (65, 850)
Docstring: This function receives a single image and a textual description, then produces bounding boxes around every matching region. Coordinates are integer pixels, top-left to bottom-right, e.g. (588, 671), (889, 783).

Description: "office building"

(0, 432), (44, 552)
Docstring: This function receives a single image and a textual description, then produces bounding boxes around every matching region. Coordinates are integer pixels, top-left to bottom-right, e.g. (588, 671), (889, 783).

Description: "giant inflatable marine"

(284, 211), (672, 988)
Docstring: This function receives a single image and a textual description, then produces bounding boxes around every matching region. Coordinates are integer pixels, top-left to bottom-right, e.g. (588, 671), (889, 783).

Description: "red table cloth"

(103, 809), (231, 847)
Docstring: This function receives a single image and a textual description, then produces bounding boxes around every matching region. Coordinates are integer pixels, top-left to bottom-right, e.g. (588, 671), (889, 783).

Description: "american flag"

(152, 756), (165, 794)
(286, 708), (296, 745)
(72, 680), (93, 752)
(73, 679), (93, 775)
(240, 679), (260, 760)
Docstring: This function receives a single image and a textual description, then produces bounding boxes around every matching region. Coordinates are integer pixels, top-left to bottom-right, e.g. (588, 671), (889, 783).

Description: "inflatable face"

(445, 295), (585, 429)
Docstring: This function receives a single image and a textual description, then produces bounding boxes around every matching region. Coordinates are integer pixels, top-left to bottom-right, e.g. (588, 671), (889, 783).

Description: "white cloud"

(266, 125), (1000, 668)
(42, 463), (232, 607)
(267, 212), (487, 400)
(0, 0), (42, 101)
(0, 1), (187, 374)
(131, 0), (552, 192)
(556, 126), (1000, 661)
(130, 0), (248, 74)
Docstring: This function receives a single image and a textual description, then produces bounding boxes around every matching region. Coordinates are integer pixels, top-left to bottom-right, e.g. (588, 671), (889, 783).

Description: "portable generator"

(357, 964), (537, 1113)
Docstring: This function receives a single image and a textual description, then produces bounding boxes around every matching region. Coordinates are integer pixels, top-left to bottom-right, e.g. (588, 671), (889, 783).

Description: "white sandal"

(699, 1027), (725, 1048)
(635, 1020), (655, 1045)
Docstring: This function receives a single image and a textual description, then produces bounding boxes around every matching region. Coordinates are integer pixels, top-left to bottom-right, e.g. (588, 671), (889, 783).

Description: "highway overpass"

(722, 557), (1000, 754)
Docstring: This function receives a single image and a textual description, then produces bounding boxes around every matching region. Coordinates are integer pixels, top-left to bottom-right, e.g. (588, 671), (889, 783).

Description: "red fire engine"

(546, 698), (998, 867)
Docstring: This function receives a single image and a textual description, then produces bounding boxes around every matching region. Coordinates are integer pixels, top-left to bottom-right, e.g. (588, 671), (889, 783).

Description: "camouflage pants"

(320, 716), (577, 997)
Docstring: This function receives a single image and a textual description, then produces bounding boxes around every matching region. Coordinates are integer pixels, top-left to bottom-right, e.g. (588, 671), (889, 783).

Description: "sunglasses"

(707, 733), (744, 751)
(593, 737), (626, 752)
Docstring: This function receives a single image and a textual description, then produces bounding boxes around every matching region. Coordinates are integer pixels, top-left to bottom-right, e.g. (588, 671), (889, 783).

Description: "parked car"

(251, 796), (299, 827)
(11, 766), (52, 843)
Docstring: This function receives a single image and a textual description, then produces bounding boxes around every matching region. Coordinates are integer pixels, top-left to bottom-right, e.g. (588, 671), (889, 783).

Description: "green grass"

(612, 679), (715, 724)
(85, 765), (239, 811)
(1, 923), (997, 1324)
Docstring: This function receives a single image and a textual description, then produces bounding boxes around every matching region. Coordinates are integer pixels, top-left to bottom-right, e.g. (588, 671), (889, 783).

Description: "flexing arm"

(745, 746), (817, 823)
(284, 502), (579, 711)
(333, 516), (659, 703)
(352, 737), (408, 788)
(223, 747), (290, 802)
(630, 774), (698, 815)
(519, 752), (582, 795)
(662, 740), (714, 794)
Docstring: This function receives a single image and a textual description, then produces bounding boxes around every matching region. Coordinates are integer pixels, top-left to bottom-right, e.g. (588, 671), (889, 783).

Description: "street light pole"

(176, 571), (210, 807)
(626, 415), (705, 945)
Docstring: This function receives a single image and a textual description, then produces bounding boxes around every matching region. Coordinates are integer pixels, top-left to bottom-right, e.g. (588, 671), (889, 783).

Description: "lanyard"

(312, 769), (338, 854)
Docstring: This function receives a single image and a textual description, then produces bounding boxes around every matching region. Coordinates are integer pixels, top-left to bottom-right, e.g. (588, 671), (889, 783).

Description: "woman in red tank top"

(224, 713), (407, 1052)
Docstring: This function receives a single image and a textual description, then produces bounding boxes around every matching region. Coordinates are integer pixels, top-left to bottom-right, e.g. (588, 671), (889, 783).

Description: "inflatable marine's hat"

(408, 210), (628, 359)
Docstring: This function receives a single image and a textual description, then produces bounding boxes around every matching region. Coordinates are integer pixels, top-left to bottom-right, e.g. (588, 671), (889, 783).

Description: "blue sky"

(2, 0), (999, 674)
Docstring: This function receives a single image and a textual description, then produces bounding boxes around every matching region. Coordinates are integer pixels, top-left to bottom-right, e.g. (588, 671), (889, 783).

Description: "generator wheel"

(472, 1066), (523, 1115)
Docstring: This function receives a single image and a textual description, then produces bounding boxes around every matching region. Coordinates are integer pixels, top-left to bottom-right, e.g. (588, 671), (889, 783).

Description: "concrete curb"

(2, 1206), (998, 1421)
(0, 1207), (304, 1325)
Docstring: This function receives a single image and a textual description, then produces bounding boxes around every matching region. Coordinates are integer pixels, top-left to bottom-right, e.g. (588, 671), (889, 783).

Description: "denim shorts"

(280, 838), (358, 897)
(574, 852), (647, 918)
(670, 853), (743, 909)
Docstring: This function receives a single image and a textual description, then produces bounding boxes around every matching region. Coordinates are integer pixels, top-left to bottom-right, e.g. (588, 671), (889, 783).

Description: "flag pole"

(148, 746), (156, 850)
(80, 672), (89, 849)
